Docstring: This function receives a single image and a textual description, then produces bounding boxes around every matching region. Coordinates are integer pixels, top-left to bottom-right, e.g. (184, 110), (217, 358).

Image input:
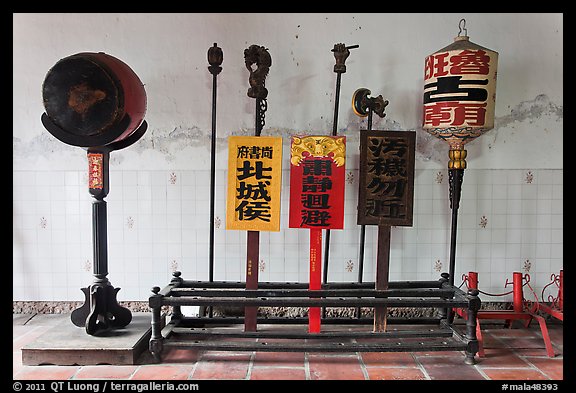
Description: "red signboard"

(289, 136), (346, 230)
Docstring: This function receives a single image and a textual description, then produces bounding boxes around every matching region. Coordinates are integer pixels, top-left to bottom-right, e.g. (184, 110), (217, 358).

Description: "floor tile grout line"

(245, 352), (255, 380)
(489, 332), (553, 379)
(518, 357), (554, 380)
(410, 352), (431, 380)
(473, 364), (491, 380)
(128, 364), (143, 380)
(303, 352), (311, 380)
(355, 350), (370, 380)
(69, 365), (83, 380)
(21, 313), (38, 326)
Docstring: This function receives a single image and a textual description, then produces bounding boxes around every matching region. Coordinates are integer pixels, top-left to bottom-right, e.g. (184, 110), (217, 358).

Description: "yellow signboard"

(226, 136), (283, 231)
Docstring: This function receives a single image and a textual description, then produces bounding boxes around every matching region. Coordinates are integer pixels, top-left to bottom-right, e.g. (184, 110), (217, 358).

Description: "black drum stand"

(41, 113), (148, 335)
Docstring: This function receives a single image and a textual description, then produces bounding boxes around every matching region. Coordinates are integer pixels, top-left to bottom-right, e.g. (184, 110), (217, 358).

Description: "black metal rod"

(355, 107), (374, 318)
(255, 99), (261, 136)
(177, 279), (446, 290)
(207, 43), (223, 319)
(322, 68), (343, 299)
(447, 168), (464, 323)
(176, 316), (444, 326)
(448, 173), (462, 287)
(162, 296), (470, 308)
(162, 339), (467, 353)
(208, 68), (217, 284)
(92, 200), (108, 280)
(169, 288), (458, 298)
(171, 327), (453, 339)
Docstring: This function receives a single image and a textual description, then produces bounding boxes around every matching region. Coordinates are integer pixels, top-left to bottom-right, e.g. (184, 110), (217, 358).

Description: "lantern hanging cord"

(458, 19), (468, 37)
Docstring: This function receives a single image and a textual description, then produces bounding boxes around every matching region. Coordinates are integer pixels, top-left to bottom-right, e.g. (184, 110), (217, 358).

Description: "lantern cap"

(432, 35), (497, 55)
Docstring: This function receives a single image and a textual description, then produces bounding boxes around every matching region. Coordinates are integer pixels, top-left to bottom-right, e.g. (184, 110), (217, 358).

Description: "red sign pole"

(309, 228), (322, 333)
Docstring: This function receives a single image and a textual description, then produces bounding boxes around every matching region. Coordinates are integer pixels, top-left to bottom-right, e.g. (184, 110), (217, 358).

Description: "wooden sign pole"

(353, 88), (420, 333)
(351, 88), (389, 322)
(374, 225), (391, 331)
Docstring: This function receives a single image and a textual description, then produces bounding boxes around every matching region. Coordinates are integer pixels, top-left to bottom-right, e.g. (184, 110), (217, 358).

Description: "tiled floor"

(13, 314), (563, 381)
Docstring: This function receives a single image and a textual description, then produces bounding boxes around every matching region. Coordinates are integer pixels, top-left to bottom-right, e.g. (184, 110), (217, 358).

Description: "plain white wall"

(14, 13), (563, 171)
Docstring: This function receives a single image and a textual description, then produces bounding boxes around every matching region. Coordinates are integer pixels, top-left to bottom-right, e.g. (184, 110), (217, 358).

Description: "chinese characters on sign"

(289, 136), (346, 230)
(358, 131), (415, 227)
(88, 153), (103, 190)
(226, 136), (283, 231)
(422, 39), (498, 148)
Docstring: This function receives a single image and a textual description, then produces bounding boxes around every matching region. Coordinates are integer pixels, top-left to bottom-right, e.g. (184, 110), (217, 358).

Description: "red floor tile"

(501, 337), (553, 351)
(74, 365), (138, 379)
(253, 351), (305, 367)
(524, 357), (563, 380)
(308, 354), (365, 380)
(546, 326), (563, 343)
(200, 353), (252, 362)
(250, 367), (306, 380)
(13, 326), (53, 352)
(130, 365), (194, 380)
(14, 365), (80, 380)
(482, 368), (549, 380)
(423, 365), (485, 380)
(361, 351), (418, 367)
(161, 349), (202, 364)
(366, 367), (427, 380)
(13, 351), (23, 375)
(514, 348), (558, 357)
(487, 328), (539, 338)
(477, 331), (504, 348)
(415, 354), (474, 367)
(476, 348), (528, 367)
(191, 357), (250, 380)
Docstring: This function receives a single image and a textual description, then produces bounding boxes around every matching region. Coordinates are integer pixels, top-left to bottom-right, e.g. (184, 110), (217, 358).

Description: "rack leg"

(149, 286), (164, 363)
(464, 288), (481, 364)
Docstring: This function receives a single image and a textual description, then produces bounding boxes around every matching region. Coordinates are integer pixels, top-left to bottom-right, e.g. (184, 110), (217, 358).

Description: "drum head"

(42, 55), (123, 138)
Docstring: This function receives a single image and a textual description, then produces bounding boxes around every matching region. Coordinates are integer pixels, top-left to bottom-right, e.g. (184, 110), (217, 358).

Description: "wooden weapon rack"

(148, 43), (481, 365)
(149, 273), (481, 364)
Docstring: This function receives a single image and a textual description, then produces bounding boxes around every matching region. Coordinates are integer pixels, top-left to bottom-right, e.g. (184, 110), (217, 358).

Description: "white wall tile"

(13, 168), (564, 302)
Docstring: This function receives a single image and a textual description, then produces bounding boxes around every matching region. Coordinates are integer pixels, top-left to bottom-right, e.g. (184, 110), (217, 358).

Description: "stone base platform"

(21, 313), (152, 366)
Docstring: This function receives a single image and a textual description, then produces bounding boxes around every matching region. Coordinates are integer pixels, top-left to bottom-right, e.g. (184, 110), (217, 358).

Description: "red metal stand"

(455, 271), (556, 358)
(538, 270), (563, 322)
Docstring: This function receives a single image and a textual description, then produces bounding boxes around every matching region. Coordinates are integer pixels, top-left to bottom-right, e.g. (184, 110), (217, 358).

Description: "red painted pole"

(513, 272), (523, 313)
(468, 272), (478, 289)
(558, 270), (563, 311)
(309, 228), (322, 333)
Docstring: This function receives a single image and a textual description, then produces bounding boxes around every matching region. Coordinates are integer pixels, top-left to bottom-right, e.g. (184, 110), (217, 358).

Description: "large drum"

(42, 52), (147, 147)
